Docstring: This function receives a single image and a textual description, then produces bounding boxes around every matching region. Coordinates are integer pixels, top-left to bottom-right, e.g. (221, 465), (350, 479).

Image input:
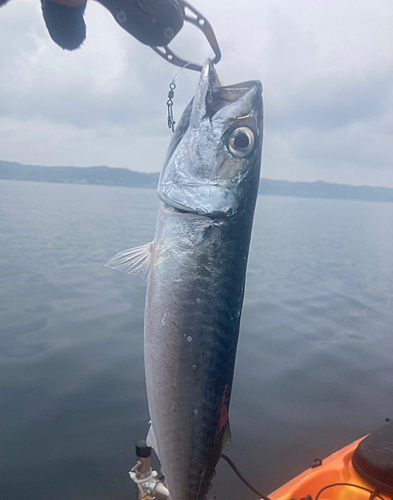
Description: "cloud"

(0, 0), (392, 186)
(0, 0), (199, 168)
(0, 115), (171, 170)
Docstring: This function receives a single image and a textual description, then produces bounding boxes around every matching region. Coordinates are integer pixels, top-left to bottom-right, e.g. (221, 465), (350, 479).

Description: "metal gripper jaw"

(96, 0), (221, 71)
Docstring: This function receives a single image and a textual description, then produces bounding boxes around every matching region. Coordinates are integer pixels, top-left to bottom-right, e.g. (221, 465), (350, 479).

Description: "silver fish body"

(145, 61), (263, 500)
(107, 59), (263, 500)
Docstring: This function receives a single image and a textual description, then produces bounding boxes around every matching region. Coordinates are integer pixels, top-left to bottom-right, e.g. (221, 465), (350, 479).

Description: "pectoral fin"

(105, 242), (153, 279)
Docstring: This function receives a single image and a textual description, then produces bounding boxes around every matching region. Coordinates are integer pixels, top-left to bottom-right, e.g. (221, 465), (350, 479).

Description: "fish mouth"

(208, 80), (263, 117)
(194, 59), (262, 122)
(198, 58), (262, 106)
(162, 60), (262, 168)
(157, 59), (263, 217)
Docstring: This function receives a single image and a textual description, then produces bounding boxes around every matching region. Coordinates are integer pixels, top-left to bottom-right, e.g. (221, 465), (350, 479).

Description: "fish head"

(158, 59), (263, 217)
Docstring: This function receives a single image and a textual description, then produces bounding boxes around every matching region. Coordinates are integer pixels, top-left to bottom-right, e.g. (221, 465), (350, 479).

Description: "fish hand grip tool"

(95, 0), (221, 71)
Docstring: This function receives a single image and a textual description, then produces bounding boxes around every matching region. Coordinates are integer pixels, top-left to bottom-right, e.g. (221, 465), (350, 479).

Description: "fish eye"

(227, 127), (255, 158)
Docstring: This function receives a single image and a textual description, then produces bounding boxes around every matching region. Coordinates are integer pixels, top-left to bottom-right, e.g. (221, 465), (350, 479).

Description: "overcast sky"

(0, 0), (392, 187)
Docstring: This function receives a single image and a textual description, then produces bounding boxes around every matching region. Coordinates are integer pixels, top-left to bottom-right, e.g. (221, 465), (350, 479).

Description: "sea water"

(0, 179), (392, 500)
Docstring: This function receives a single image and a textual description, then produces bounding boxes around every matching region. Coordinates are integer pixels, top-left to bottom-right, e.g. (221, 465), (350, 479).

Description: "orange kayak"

(269, 421), (392, 500)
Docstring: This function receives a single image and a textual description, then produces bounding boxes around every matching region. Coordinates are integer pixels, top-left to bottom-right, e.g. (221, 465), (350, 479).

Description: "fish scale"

(145, 199), (259, 499)
(107, 59), (263, 499)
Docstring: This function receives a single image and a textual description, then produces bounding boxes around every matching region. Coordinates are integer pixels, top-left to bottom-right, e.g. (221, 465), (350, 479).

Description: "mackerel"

(107, 59), (263, 499)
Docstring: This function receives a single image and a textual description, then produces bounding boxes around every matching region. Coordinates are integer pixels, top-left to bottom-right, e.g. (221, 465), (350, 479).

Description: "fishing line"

(302, 293), (393, 345)
(257, 292), (393, 346)
(166, 62), (224, 133)
(314, 482), (386, 500)
(345, 294), (393, 321)
(166, 62), (192, 133)
(221, 453), (273, 500)
(221, 457), (389, 500)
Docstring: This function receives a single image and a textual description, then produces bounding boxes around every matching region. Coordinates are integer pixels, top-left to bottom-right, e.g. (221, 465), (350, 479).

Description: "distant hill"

(259, 178), (393, 203)
(0, 160), (159, 189)
(1, 160), (392, 203)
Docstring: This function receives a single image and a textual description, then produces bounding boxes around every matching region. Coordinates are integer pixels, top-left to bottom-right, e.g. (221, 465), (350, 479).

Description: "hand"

(1, 0), (185, 52)
(0, 0), (88, 50)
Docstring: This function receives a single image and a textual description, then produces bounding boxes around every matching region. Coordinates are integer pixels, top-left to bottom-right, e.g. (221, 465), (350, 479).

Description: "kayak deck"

(268, 437), (390, 500)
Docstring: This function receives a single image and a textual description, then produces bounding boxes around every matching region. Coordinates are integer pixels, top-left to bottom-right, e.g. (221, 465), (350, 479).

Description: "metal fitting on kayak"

(130, 440), (169, 499)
